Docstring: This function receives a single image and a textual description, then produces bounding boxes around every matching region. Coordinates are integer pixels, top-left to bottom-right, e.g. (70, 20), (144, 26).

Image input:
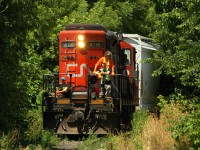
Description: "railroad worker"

(93, 51), (115, 76)
(95, 63), (111, 97)
(122, 53), (129, 66)
(56, 77), (68, 97)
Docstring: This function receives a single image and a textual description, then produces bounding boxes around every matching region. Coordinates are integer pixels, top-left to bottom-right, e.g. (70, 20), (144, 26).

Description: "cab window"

(121, 49), (131, 66)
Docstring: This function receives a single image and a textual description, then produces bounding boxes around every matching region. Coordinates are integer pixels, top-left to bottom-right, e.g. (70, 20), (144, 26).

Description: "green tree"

(0, 0), (37, 132)
(148, 0), (200, 96)
(147, 1), (200, 148)
(85, 0), (153, 35)
(121, 0), (154, 35)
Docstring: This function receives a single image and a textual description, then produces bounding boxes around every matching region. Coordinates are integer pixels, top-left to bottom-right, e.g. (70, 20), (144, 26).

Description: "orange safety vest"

(96, 57), (114, 69)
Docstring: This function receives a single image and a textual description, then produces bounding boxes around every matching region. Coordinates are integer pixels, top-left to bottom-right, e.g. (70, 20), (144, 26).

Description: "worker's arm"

(93, 57), (103, 73)
(56, 87), (67, 94)
(111, 66), (115, 75)
(110, 59), (115, 75)
(93, 64), (98, 73)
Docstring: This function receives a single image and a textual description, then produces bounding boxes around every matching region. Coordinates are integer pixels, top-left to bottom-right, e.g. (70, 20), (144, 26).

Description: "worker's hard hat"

(105, 51), (111, 56)
(61, 77), (66, 81)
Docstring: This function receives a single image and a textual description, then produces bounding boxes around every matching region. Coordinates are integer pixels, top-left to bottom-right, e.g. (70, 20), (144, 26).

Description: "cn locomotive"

(42, 24), (139, 134)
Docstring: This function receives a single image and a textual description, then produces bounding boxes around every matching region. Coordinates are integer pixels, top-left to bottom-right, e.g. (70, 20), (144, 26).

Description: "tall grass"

(2, 94), (198, 149)
(0, 129), (20, 149)
(141, 115), (176, 150)
(80, 109), (177, 150)
(130, 109), (176, 150)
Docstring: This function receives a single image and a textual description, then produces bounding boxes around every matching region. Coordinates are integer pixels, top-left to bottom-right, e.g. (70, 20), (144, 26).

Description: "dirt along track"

(52, 135), (109, 150)
(52, 140), (82, 150)
(52, 135), (84, 150)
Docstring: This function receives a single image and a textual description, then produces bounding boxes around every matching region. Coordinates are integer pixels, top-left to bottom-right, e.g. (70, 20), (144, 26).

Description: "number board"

(87, 42), (104, 48)
(62, 41), (76, 48)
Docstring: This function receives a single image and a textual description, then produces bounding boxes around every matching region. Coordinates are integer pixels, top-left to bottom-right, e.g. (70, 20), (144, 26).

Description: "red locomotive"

(42, 24), (138, 134)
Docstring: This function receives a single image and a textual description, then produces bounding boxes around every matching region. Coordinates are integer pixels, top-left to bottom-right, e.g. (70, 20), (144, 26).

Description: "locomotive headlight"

(78, 41), (85, 48)
(77, 34), (87, 54)
(78, 35), (84, 41)
(77, 35), (85, 48)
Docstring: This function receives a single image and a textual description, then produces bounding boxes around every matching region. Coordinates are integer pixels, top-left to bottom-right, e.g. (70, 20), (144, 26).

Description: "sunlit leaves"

(148, 0), (200, 95)
(68, 0), (89, 23)
(88, 2), (121, 30)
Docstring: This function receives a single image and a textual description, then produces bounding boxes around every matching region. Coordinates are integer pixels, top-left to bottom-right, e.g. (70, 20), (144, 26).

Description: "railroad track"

(52, 135), (109, 150)
(52, 140), (82, 150)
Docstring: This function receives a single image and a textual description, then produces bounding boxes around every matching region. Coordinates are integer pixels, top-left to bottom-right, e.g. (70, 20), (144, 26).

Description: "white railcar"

(123, 34), (160, 111)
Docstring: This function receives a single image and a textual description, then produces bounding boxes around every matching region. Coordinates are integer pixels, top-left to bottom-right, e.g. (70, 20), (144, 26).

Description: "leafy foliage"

(182, 102), (200, 149)
(131, 110), (148, 149)
(0, 129), (20, 149)
(149, 3), (200, 148)
(22, 109), (43, 144)
(0, 0), (36, 132)
(40, 130), (60, 149)
(123, 0), (154, 35)
(157, 94), (200, 149)
(147, 0), (200, 96)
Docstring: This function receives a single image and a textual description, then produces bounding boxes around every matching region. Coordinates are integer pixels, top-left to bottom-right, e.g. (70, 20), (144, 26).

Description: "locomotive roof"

(65, 24), (106, 31)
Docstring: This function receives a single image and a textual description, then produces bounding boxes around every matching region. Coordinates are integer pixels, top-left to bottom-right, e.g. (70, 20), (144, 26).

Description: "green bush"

(21, 107), (60, 149)
(181, 102), (200, 149)
(0, 129), (20, 149)
(131, 109), (148, 149)
(79, 135), (104, 150)
(131, 109), (148, 134)
(157, 94), (200, 149)
(40, 130), (60, 149)
(23, 109), (43, 144)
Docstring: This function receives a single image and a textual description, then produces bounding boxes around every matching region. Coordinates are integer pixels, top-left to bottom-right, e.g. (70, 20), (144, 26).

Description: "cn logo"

(66, 63), (92, 77)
